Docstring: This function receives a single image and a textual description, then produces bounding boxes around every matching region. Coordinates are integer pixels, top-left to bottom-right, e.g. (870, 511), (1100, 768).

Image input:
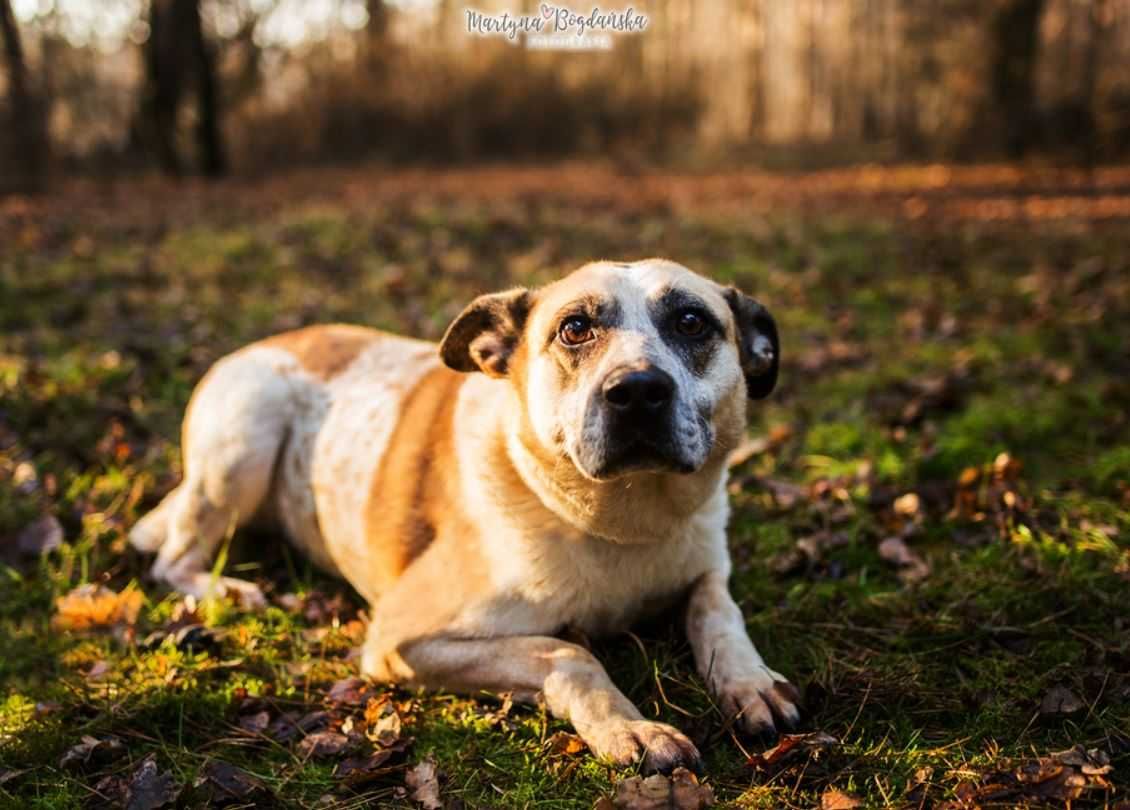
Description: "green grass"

(1, 179), (1128, 808)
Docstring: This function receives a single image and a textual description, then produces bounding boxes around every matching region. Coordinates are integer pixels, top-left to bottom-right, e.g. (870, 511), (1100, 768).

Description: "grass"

(1, 168), (1128, 808)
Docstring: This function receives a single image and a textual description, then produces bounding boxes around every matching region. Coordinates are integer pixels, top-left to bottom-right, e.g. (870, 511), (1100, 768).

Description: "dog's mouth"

(585, 434), (699, 480)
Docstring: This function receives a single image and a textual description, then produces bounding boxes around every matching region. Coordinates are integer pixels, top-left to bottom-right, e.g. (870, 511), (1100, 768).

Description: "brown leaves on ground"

(820, 787), (862, 809)
(298, 730), (352, 758)
(193, 760), (271, 804)
(1, 514), (63, 571)
(229, 681), (414, 796)
(1039, 685), (1085, 716)
(124, 755), (180, 810)
(940, 746), (1114, 808)
(747, 732), (840, 772)
(877, 533), (931, 584)
(326, 677), (379, 708)
(52, 584), (143, 632)
(596, 767), (714, 810)
(59, 735), (126, 770)
(404, 757), (442, 810)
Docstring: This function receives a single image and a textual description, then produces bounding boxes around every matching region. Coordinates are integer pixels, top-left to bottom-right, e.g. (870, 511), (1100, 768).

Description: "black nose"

(602, 366), (675, 414)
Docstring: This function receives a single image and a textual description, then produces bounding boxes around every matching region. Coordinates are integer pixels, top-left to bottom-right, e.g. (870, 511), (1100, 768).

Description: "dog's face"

(441, 260), (778, 481)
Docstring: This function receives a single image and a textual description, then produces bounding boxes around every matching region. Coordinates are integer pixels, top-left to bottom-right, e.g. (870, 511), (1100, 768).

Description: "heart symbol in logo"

(541, 3), (553, 18)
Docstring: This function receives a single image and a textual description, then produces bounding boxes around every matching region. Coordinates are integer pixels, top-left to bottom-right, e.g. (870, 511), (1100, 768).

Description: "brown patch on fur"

(364, 365), (467, 583)
(262, 324), (379, 381)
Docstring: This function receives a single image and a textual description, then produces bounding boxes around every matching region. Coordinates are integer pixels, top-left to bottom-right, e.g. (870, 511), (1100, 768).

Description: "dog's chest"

(493, 528), (720, 637)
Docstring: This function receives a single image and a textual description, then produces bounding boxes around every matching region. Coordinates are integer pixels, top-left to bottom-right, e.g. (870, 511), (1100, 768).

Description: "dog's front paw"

(587, 719), (703, 775)
(713, 667), (801, 736)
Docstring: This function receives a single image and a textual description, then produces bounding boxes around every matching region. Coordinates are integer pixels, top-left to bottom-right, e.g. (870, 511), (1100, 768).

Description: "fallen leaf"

(747, 732), (839, 770)
(0, 768), (28, 786)
(327, 677), (375, 707)
(53, 584), (143, 631)
(821, 787), (861, 809)
(405, 757), (442, 809)
(611, 767), (714, 809)
(59, 734), (126, 770)
(125, 754), (179, 810)
(893, 492), (921, 517)
(878, 536), (931, 583)
(768, 531), (849, 577)
(15, 514), (63, 555)
(194, 759), (270, 803)
(544, 731), (587, 756)
(1040, 685), (1084, 715)
(238, 710), (271, 734)
(91, 774), (129, 805)
(269, 709), (329, 742)
(364, 697), (402, 747)
(298, 730), (350, 758)
(1050, 745), (1112, 775)
(936, 745), (1115, 808)
(335, 744), (410, 785)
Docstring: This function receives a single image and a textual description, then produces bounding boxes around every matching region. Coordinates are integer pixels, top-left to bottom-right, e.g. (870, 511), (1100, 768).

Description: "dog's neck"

(500, 407), (729, 546)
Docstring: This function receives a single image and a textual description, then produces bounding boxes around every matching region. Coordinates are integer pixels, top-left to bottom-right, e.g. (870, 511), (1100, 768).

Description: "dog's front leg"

(686, 571), (800, 735)
(364, 634), (702, 773)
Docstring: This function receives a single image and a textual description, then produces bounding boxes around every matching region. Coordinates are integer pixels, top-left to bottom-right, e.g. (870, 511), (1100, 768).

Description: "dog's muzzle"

(588, 364), (694, 477)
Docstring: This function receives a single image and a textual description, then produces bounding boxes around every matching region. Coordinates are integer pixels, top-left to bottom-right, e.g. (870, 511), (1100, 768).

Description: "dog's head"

(440, 259), (778, 481)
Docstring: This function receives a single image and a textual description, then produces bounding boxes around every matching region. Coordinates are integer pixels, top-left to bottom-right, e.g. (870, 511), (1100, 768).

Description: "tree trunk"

(986, 0), (1047, 156)
(143, 0), (226, 177)
(0, 0), (48, 193)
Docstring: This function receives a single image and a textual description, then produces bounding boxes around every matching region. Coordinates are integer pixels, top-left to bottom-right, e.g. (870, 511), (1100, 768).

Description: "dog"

(130, 258), (798, 773)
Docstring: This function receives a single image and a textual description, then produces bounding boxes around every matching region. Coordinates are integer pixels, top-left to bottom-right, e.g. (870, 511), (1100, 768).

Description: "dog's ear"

(724, 287), (779, 400)
(440, 288), (532, 377)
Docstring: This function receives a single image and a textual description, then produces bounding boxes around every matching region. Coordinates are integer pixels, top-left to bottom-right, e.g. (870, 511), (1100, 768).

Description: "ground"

(1, 164), (1128, 809)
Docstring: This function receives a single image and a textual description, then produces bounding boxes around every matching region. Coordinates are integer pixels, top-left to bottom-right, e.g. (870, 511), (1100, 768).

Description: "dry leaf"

(14, 514), (63, 556)
(335, 742), (411, 786)
(893, 492), (921, 517)
(544, 731), (587, 756)
(747, 732), (839, 770)
(125, 754), (179, 810)
(59, 735), (126, 770)
(270, 709), (329, 742)
(1050, 745), (1112, 775)
(611, 767), (714, 809)
(194, 759), (270, 803)
(298, 731), (350, 758)
(821, 788), (861, 809)
(0, 768), (28, 786)
(1040, 685), (1085, 715)
(327, 677), (375, 707)
(878, 536), (931, 583)
(53, 584), (143, 631)
(238, 710), (271, 734)
(362, 696), (402, 747)
(405, 757), (442, 810)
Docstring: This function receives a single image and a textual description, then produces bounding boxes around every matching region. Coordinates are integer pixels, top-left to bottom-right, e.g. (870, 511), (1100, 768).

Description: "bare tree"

(142, 0), (226, 177)
(985, 0), (1048, 156)
(0, 0), (48, 192)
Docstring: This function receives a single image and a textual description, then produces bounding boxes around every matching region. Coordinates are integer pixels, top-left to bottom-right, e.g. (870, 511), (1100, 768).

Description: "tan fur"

(364, 366), (468, 584)
(261, 324), (378, 381)
(130, 259), (796, 773)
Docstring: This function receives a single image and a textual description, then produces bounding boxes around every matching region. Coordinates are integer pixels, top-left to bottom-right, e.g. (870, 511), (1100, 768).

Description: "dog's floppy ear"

(440, 288), (532, 377)
(724, 287), (779, 400)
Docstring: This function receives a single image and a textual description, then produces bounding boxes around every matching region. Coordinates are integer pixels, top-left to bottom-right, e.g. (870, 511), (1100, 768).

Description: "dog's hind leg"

(137, 350), (299, 608)
(128, 487), (179, 553)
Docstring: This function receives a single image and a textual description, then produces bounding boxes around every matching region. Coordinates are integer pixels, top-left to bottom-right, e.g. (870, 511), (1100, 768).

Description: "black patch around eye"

(649, 290), (722, 376)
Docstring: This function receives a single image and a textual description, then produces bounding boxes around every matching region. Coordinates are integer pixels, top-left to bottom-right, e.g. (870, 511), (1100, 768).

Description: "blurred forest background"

(3, 0), (1130, 192)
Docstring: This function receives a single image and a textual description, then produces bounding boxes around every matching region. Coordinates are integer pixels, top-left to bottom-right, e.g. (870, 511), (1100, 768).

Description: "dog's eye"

(559, 315), (594, 346)
(674, 310), (708, 338)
